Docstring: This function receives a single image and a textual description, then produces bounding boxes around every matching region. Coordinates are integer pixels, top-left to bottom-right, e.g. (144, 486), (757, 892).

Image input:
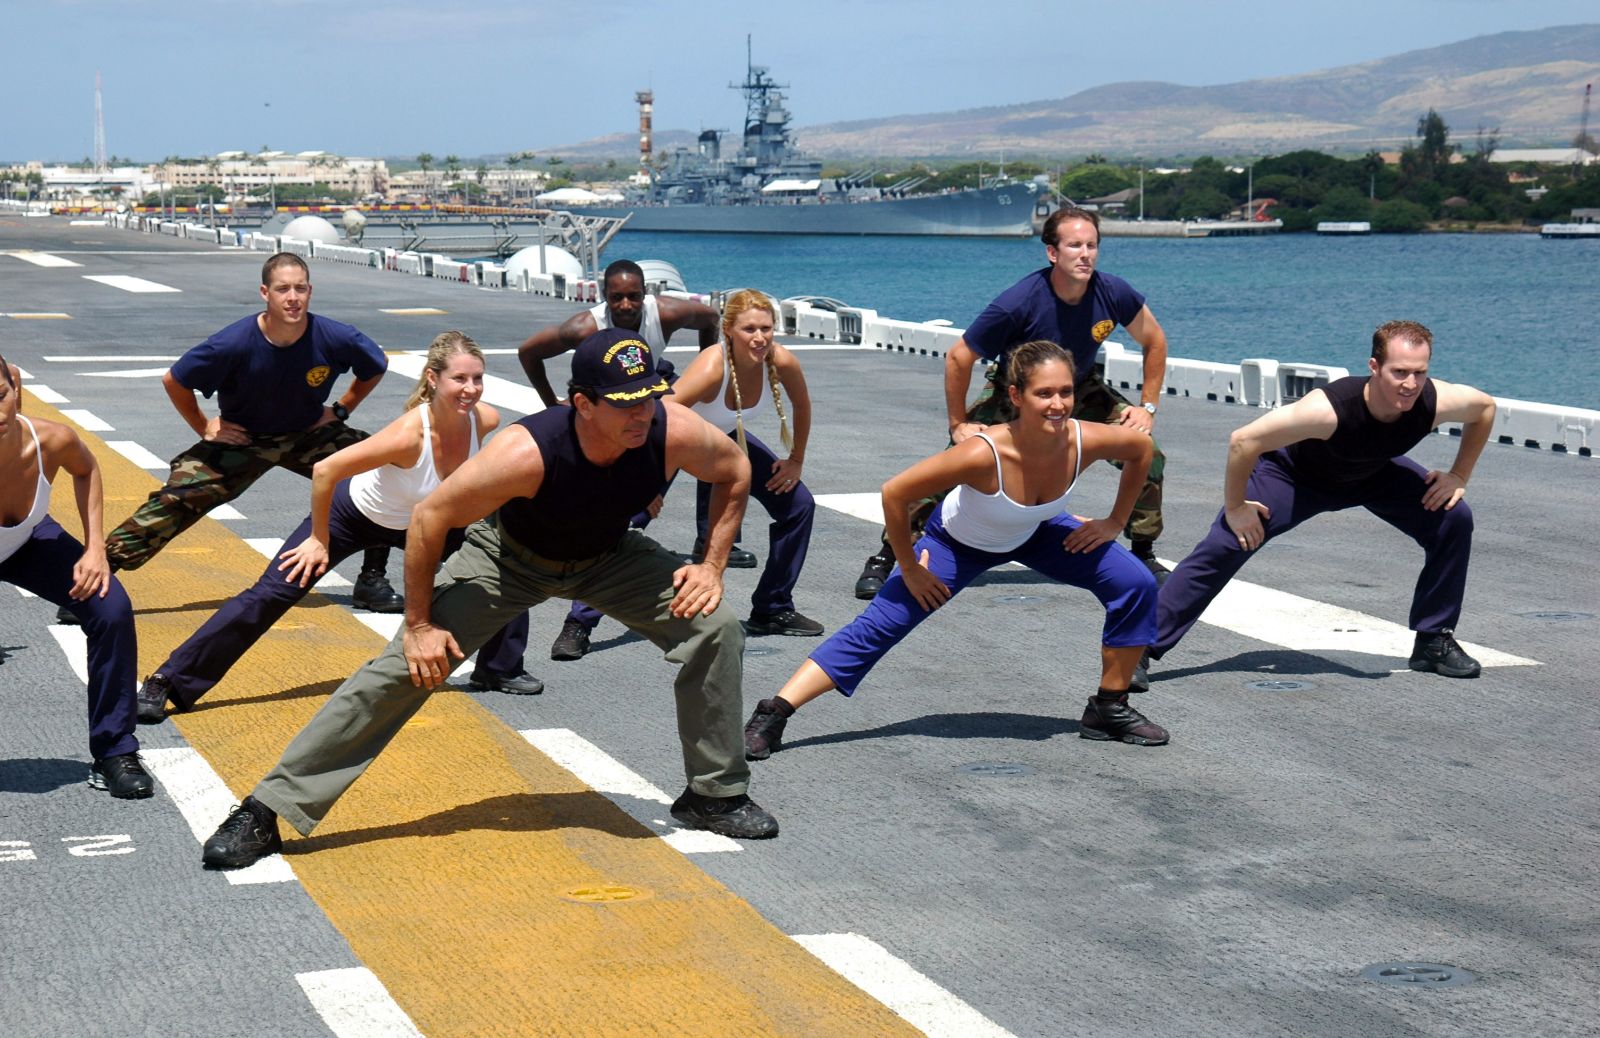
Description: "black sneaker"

(692, 541), (758, 569)
(468, 669), (545, 695)
(1080, 691), (1169, 746)
(1130, 540), (1170, 585)
(88, 753), (154, 799)
(202, 796), (282, 868)
(1129, 650), (1151, 694)
(549, 619), (592, 661)
(744, 609), (825, 637)
(744, 697), (793, 760)
(669, 787), (779, 839)
(55, 603), (81, 626)
(137, 673), (174, 724)
(351, 567), (404, 613)
(1409, 629), (1481, 679)
(854, 550), (893, 600)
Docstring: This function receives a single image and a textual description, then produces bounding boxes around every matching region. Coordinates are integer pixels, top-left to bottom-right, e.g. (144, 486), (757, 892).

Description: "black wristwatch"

(331, 402), (350, 421)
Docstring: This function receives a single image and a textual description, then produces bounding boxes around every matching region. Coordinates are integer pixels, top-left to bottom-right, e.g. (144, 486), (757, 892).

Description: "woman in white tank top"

(139, 333), (539, 720)
(744, 340), (1172, 759)
(0, 355), (153, 798)
(666, 289), (823, 637)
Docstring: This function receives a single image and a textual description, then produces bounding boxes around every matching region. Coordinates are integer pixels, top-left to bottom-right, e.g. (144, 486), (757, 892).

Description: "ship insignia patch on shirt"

(1091, 320), (1115, 344)
(304, 365), (331, 387)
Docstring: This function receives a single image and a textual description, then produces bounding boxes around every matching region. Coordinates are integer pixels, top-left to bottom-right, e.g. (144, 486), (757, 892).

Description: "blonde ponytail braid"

(766, 353), (792, 452)
(725, 339), (748, 454)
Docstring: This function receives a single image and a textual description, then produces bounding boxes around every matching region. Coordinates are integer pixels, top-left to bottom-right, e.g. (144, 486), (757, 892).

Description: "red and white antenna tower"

(93, 71), (107, 172)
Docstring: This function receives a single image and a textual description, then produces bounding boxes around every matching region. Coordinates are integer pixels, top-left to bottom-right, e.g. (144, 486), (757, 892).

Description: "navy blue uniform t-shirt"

(963, 268), (1146, 384)
(169, 313), (386, 435)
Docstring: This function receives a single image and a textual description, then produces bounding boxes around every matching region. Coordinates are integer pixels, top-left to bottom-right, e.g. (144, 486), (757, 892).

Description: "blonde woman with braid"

(137, 332), (538, 722)
(669, 289), (823, 636)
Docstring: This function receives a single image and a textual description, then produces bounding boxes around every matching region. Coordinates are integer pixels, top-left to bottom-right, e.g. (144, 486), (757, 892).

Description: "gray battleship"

(584, 49), (1050, 237)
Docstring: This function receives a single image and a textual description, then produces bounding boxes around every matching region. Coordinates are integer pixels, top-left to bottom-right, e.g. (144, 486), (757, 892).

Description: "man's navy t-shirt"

(169, 313), (386, 435)
(963, 268), (1146, 384)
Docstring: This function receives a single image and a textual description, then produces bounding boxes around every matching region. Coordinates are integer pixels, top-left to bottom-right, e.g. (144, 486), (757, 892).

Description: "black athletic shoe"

(1079, 691), (1169, 746)
(202, 796), (282, 869)
(669, 787), (779, 839)
(1129, 650), (1151, 694)
(88, 753), (154, 799)
(692, 541), (757, 569)
(854, 550), (893, 600)
(1409, 629), (1481, 679)
(351, 567), (405, 613)
(1130, 540), (1170, 585)
(744, 697), (793, 760)
(550, 619), (592, 661)
(744, 609), (825, 637)
(136, 673), (174, 724)
(55, 604), (81, 626)
(468, 669), (545, 695)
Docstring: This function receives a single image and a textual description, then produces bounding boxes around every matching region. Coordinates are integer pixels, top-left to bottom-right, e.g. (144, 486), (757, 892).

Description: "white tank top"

(347, 406), (478, 531)
(590, 295), (667, 350)
(693, 347), (769, 435)
(0, 416), (52, 565)
(940, 426), (1082, 553)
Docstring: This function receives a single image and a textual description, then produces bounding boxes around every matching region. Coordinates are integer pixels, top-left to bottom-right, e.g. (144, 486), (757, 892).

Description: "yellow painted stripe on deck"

(35, 399), (916, 1037)
(3, 312), (72, 319)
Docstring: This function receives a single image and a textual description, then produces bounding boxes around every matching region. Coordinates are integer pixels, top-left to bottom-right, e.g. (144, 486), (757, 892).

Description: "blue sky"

(2, 1), (1593, 162)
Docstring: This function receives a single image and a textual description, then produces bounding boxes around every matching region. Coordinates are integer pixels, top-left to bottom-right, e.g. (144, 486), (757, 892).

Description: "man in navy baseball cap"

(570, 327), (672, 406)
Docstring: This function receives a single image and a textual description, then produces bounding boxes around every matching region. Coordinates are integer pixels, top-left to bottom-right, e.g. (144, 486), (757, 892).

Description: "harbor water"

(610, 229), (1600, 410)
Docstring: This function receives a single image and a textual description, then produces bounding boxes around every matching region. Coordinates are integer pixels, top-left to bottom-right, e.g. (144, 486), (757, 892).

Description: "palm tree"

(416, 152), (434, 204)
(444, 155), (461, 203)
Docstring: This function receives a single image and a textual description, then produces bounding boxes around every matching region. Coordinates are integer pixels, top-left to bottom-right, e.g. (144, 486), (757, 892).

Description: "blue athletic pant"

(158, 480), (528, 709)
(695, 431), (814, 616)
(810, 508), (1157, 695)
(1152, 449), (1474, 658)
(2, 517), (139, 760)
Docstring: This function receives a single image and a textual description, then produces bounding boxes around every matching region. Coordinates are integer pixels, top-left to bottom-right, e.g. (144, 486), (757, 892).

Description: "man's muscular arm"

(517, 314), (594, 407)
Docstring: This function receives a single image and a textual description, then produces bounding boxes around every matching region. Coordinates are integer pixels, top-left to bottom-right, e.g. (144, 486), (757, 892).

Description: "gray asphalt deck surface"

(2, 218), (1597, 1037)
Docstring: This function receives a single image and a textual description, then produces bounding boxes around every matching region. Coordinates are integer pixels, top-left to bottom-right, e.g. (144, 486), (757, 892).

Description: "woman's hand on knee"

(902, 549), (951, 612)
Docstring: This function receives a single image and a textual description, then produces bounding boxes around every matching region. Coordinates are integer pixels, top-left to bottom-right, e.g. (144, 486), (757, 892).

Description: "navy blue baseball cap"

(571, 327), (671, 407)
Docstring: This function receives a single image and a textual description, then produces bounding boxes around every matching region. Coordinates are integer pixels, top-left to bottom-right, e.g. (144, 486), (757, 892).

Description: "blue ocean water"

(611, 230), (1600, 410)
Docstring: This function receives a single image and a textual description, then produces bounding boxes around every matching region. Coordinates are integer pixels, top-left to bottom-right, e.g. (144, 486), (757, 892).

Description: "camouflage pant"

(106, 421), (369, 571)
(884, 365), (1166, 550)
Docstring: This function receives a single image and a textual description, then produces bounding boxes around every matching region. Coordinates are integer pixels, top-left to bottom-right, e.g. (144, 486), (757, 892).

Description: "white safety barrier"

(395, 252), (425, 275)
(1276, 362), (1349, 403)
(1239, 359), (1281, 408)
(476, 262), (506, 287)
(276, 235), (313, 259)
(794, 302), (840, 340)
(1461, 397), (1600, 457)
(777, 299), (800, 334)
(835, 307), (876, 345)
(313, 242), (383, 268)
(861, 315), (963, 355)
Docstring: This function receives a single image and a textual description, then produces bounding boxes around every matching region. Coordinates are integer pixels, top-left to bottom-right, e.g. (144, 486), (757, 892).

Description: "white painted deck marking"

(44, 355), (179, 362)
(6, 251), (82, 267)
(210, 504), (245, 520)
(295, 967), (424, 1038)
(24, 383), (69, 404)
(1187, 571), (1536, 667)
(813, 494), (1538, 668)
(2, 312), (72, 319)
(138, 748), (296, 885)
(68, 220), (105, 227)
(45, 626), (89, 685)
(104, 440), (170, 469)
(387, 351), (544, 416)
(80, 367), (173, 379)
(794, 932), (1017, 1038)
(82, 273), (181, 293)
(58, 408), (112, 432)
(519, 728), (741, 854)
(379, 307), (447, 315)
(355, 613), (403, 639)
(243, 538), (352, 588)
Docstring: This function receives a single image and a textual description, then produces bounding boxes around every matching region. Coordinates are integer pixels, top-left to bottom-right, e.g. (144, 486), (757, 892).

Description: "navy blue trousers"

(158, 481), (527, 709)
(811, 508), (1157, 695)
(695, 431), (814, 616)
(2, 517), (139, 760)
(1152, 449), (1474, 658)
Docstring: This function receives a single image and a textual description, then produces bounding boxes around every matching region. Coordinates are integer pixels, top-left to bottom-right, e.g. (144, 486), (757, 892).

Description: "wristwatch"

(1141, 402), (1157, 416)
(331, 402), (350, 421)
